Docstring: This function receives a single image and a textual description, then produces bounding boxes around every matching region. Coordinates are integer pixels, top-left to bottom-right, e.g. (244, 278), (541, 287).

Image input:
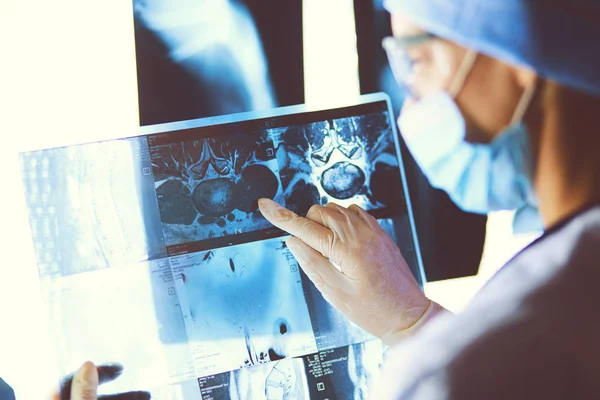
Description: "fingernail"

(80, 361), (97, 380)
(258, 198), (278, 212)
(258, 198), (269, 207)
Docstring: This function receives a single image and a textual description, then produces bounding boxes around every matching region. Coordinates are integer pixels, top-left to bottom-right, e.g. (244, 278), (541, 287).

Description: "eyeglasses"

(382, 33), (437, 97)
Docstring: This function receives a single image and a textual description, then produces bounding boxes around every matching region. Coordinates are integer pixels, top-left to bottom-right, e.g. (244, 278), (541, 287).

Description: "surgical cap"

(384, 0), (600, 96)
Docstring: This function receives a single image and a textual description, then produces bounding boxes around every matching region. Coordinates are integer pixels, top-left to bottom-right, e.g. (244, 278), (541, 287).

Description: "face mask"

(398, 53), (543, 233)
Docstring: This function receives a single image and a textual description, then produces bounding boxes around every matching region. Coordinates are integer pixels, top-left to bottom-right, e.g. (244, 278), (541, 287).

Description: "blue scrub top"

(374, 204), (600, 399)
(0, 378), (15, 400)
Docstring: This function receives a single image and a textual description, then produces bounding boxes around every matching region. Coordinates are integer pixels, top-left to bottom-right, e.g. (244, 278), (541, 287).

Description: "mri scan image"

(150, 132), (284, 246)
(271, 111), (406, 216)
(198, 341), (383, 400)
(199, 357), (310, 400)
(170, 237), (318, 377)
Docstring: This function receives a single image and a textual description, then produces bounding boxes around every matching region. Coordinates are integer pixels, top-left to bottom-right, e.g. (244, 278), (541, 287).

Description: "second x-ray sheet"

(170, 237), (317, 377)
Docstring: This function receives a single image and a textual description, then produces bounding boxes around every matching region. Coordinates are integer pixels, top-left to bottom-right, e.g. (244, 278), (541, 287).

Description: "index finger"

(258, 198), (334, 257)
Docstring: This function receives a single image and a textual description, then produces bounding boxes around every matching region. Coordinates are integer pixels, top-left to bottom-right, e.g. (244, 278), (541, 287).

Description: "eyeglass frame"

(382, 33), (438, 97)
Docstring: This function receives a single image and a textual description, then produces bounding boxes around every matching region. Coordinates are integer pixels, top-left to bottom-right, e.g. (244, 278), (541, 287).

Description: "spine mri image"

(275, 111), (406, 216)
(150, 132), (284, 246)
(149, 109), (406, 249)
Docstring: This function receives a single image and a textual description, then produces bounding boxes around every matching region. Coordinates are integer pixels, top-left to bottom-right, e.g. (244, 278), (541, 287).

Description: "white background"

(0, 0), (536, 398)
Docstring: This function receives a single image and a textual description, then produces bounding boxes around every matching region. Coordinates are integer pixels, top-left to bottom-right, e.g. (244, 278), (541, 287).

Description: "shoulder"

(374, 206), (600, 400)
(483, 205), (600, 310)
(375, 304), (574, 399)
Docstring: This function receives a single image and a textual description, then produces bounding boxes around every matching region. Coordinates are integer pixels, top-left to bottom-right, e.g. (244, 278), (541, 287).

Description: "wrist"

(382, 300), (450, 347)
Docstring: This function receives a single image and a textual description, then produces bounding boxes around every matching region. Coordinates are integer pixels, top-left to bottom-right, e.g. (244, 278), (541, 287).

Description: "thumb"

(71, 362), (98, 400)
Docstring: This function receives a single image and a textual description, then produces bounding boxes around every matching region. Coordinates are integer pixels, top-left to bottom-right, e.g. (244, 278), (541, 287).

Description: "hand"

(49, 362), (151, 400)
(258, 198), (444, 346)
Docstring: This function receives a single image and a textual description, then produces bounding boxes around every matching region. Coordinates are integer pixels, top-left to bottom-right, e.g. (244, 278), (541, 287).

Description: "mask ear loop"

(448, 49), (478, 99)
(509, 80), (537, 126)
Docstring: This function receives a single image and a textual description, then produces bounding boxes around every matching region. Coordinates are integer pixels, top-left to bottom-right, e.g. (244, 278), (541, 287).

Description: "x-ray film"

(19, 94), (424, 398)
(171, 238), (317, 377)
(150, 132), (284, 247)
(199, 341), (384, 400)
(273, 113), (407, 216)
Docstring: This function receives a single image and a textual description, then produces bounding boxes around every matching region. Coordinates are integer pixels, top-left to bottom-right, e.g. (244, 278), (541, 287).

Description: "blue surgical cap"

(384, 0), (600, 96)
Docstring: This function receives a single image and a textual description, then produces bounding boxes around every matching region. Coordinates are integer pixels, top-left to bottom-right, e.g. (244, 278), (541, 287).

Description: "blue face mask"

(398, 90), (543, 233)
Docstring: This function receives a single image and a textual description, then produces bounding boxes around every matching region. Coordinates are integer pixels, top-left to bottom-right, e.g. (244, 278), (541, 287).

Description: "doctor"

(258, 0), (600, 398)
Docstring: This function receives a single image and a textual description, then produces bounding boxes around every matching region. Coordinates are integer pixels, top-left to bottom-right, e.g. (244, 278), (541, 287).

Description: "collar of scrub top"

(383, 0), (600, 97)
